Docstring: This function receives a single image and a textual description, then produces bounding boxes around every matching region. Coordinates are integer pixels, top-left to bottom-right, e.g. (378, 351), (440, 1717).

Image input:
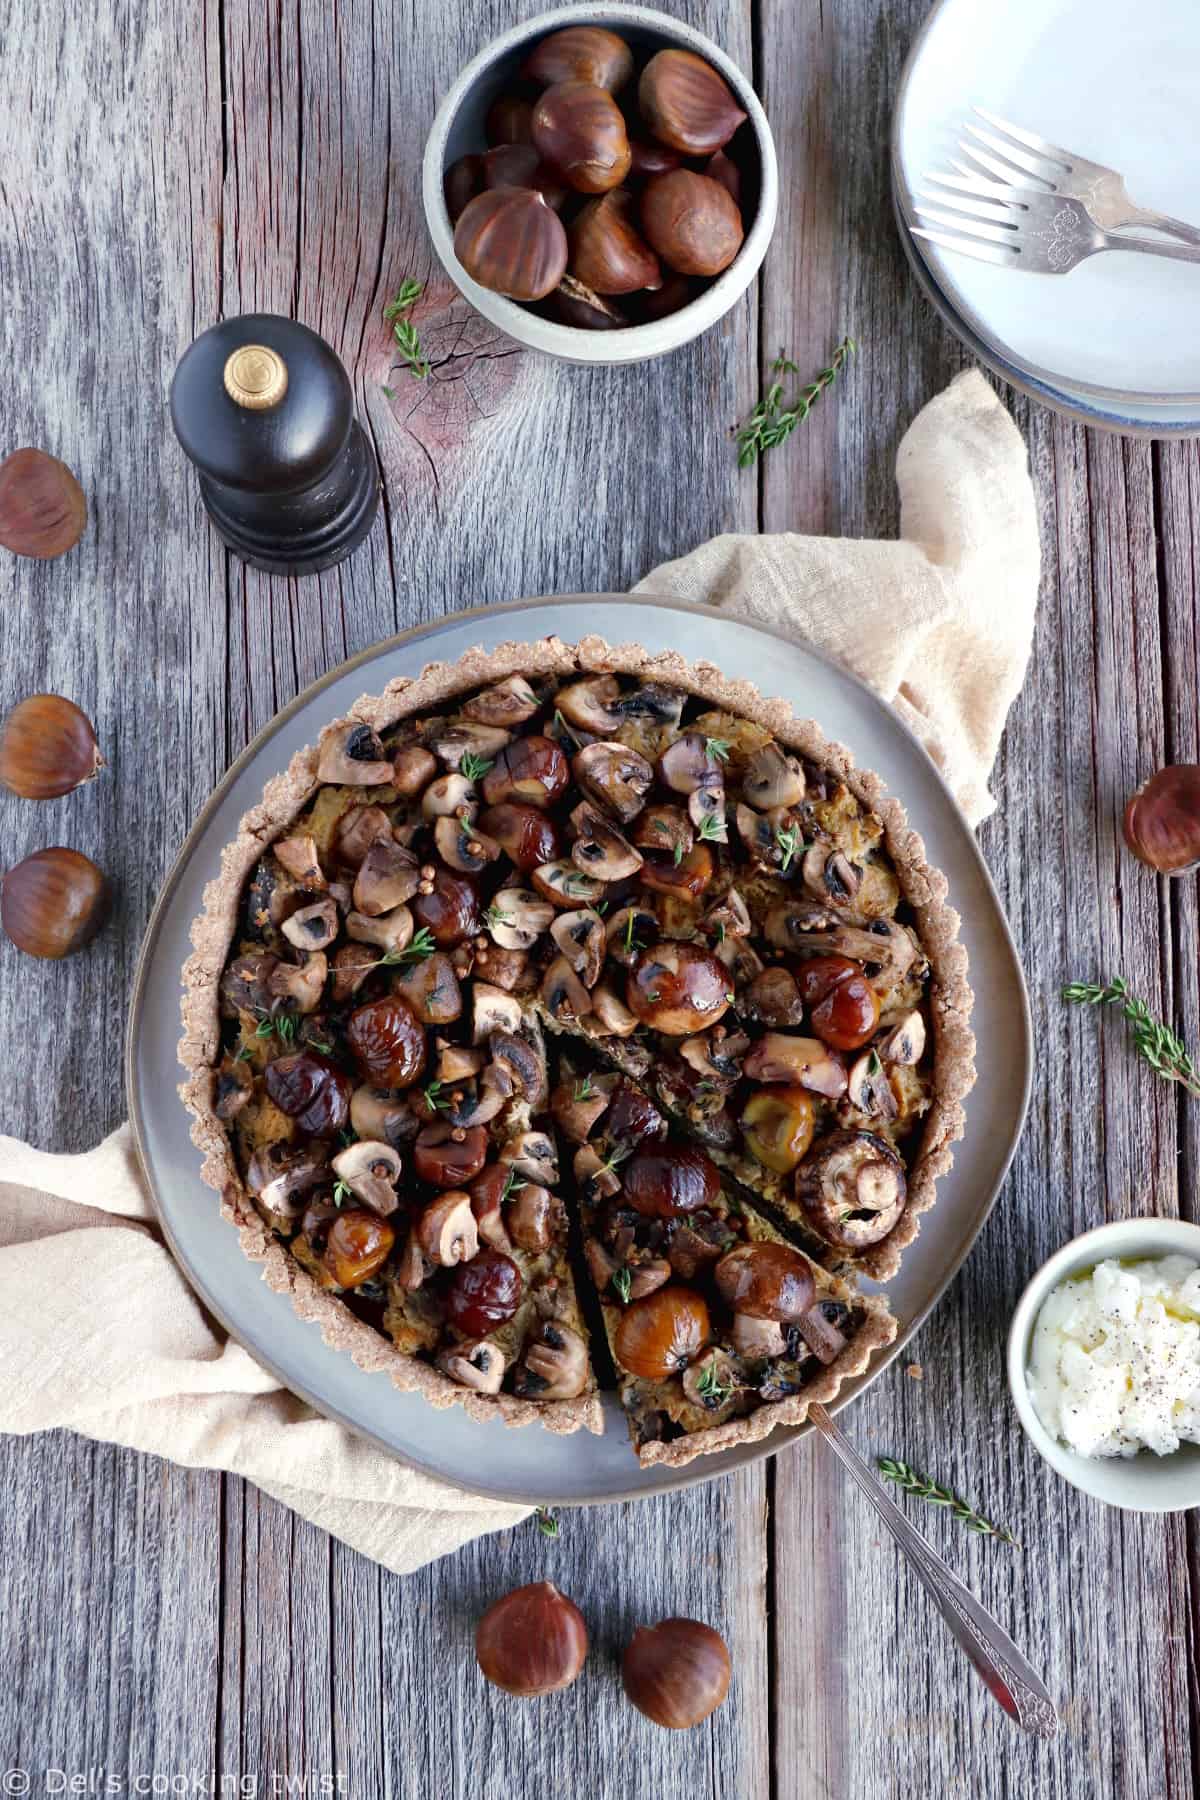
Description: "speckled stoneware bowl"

(421, 3), (778, 366)
(1008, 1218), (1200, 1513)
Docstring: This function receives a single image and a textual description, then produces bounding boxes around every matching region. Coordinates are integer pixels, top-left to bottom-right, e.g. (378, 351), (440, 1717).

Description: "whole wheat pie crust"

(179, 636), (975, 1469)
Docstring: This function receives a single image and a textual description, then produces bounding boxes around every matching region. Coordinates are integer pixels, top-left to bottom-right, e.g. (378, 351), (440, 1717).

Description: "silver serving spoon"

(809, 1403), (1058, 1738)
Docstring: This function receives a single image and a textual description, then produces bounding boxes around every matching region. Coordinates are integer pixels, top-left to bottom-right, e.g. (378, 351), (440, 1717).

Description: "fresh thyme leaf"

(234, 1044), (254, 1063)
(338, 1128), (358, 1148)
(646, 989), (662, 1003)
(1063, 977), (1200, 1100)
(596, 897), (609, 915)
(705, 736), (732, 764)
(696, 811), (726, 844)
(877, 1458), (1019, 1548)
(423, 1080), (446, 1112)
(484, 904), (510, 930)
(501, 1167), (526, 1202)
(611, 1266), (633, 1305)
(254, 1017), (275, 1039)
(623, 910), (644, 956)
(378, 927), (437, 967)
(714, 920), (726, 943)
(380, 384), (396, 400)
(306, 1035), (334, 1055)
(384, 280), (430, 381)
(695, 1355), (735, 1406)
(534, 1506), (560, 1539)
(867, 1049), (882, 1077)
(460, 750), (493, 784)
(599, 1140), (634, 1178)
(735, 337), (856, 467)
(574, 1076), (595, 1101)
(553, 708), (581, 748)
(775, 823), (802, 873)
(673, 839), (685, 866)
(331, 1179), (352, 1207)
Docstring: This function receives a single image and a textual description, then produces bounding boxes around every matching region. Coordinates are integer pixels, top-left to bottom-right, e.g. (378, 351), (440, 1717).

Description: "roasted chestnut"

(0, 695), (104, 800)
(477, 801), (560, 870)
(453, 188), (568, 302)
(638, 48), (747, 155)
(796, 954), (879, 1051)
(628, 135), (685, 179)
(476, 1581), (589, 1697)
(741, 1086), (815, 1173)
(713, 1241), (815, 1321)
(522, 25), (634, 93)
(412, 867), (483, 947)
(624, 1141), (719, 1218)
(641, 170), (743, 277)
(638, 842), (714, 899)
(413, 1121), (489, 1188)
(568, 190), (661, 294)
(549, 276), (627, 330)
(444, 153), (484, 223)
(323, 1209), (395, 1289)
(486, 94), (534, 146)
(481, 143), (567, 210)
(630, 273), (694, 323)
(444, 1247), (524, 1337)
(622, 1618), (732, 1729)
(626, 941), (731, 1035)
(481, 735), (569, 808)
(345, 994), (427, 1087)
(264, 1051), (353, 1137)
(1123, 765), (1200, 874)
(0, 448), (87, 559)
(531, 80), (631, 194)
(614, 1284), (711, 1380)
(704, 149), (741, 206)
(1, 846), (109, 959)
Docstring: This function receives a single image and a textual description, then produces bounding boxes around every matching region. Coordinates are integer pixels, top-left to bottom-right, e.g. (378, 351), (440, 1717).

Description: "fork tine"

(964, 123), (1056, 183)
(958, 138), (1049, 192)
(912, 202), (1019, 246)
(973, 106), (1072, 170)
(925, 169), (1020, 204)
(917, 188), (1024, 223)
(910, 226), (1017, 268)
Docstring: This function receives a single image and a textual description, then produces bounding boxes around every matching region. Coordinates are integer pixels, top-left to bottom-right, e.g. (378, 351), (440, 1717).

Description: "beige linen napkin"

(0, 369), (1038, 1572)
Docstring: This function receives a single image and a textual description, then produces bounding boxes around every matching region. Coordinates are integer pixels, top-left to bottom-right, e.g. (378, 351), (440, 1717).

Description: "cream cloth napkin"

(0, 369), (1038, 1572)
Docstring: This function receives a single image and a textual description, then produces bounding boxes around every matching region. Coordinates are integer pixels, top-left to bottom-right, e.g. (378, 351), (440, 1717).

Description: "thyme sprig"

(535, 1506), (560, 1538)
(775, 823), (802, 873)
(460, 750), (493, 783)
(332, 1179), (352, 1207)
(422, 1080), (447, 1112)
(383, 278), (430, 382)
(705, 736), (732, 764)
(877, 1458), (1020, 1547)
(696, 811), (727, 845)
(1063, 977), (1200, 1100)
(611, 1266), (633, 1305)
(735, 337), (856, 467)
(695, 1355), (736, 1406)
(364, 926), (437, 970)
(254, 1009), (297, 1044)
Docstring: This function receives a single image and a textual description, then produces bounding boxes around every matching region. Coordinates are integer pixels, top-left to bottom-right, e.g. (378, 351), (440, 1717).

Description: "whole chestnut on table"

(1123, 765), (1200, 873)
(1, 846), (109, 959)
(0, 695), (104, 799)
(622, 1617), (732, 1728)
(0, 448), (87, 559)
(475, 1581), (588, 1697)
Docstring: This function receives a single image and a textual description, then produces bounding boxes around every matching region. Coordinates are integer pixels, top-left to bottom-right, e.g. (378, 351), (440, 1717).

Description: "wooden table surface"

(3, 0), (1197, 1795)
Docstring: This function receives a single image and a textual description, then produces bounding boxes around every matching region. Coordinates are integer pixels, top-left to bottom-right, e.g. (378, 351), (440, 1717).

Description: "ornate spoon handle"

(808, 1403), (1058, 1739)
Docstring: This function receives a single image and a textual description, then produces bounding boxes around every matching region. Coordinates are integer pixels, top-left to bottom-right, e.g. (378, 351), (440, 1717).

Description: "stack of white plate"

(892, 0), (1200, 435)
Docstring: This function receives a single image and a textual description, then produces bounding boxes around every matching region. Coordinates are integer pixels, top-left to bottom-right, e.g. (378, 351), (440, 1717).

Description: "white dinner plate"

(126, 597), (1031, 1505)
(894, 0), (1200, 410)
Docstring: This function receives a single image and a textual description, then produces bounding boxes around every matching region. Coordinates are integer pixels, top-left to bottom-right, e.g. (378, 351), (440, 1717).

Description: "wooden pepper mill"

(170, 313), (380, 576)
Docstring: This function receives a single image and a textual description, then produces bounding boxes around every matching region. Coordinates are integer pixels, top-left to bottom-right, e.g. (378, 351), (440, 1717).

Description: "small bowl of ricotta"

(1008, 1218), (1200, 1511)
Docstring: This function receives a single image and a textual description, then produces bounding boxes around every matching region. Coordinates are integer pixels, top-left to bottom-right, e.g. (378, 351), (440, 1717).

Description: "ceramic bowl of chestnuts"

(422, 4), (778, 365)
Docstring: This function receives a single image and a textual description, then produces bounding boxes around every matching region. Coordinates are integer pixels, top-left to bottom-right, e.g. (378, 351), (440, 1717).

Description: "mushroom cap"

(794, 1129), (907, 1248)
(416, 1189), (479, 1265)
(317, 722), (393, 786)
(486, 886), (555, 951)
(572, 741), (654, 822)
(569, 801), (643, 882)
(282, 897), (339, 951)
(550, 907), (606, 986)
(742, 742), (805, 811)
(461, 675), (540, 727)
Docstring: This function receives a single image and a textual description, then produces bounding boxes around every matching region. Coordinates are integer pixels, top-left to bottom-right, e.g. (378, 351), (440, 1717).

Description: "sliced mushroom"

(472, 981), (523, 1041)
(513, 1320), (588, 1399)
(589, 981), (640, 1036)
(346, 903), (413, 954)
(556, 674), (622, 735)
(551, 1071), (614, 1143)
(220, 950), (278, 1016)
(803, 845), (862, 906)
(436, 1042), (485, 1084)
(436, 1337), (506, 1393)
(605, 905), (658, 967)
(273, 834), (326, 888)
(792, 920), (922, 986)
(550, 908), (606, 987)
(422, 773), (476, 818)
(331, 943), (376, 1004)
(878, 1010), (926, 1065)
(735, 801), (777, 863)
(742, 742), (806, 811)
(500, 1129), (559, 1186)
(569, 801), (643, 882)
(688, 783), (727, 841)
(349, 1085), (418, 1147)
(764, 900), (846, 951)
(430, 721), (513, 770)
(476, 944), (532, 991)
(742, 1032), (848, 1099)
(627, 1258), (673, 1299)
(331, 1139), (402, 1216)
(507, 1182), (557, 1253)
(416, 1189), (479, 1265)
(574, 1142), (622, 1201)
(485, 887), (554, 952)
(489, 1027), (548, 1110)
(795, 1129), (907, 1249)
(268, 953), (328, 1014)
(395, 951), (463, 1024)
(633, 804), (694, 859)
(682, 1347), (742, 1413)
(615, 682), (684, 728)
(744, 965), (804, 1026)
(572, 741), (654, 822)
(461, 675), (539, 727)
(443, 1080), (508, 1130)
(531, 859), (606, 909)
(731, 1315), (787, 1360)
(659, 732), (711, 795)
(679, 1029), (749, 1084)
(704, 887), (751, 940)
(391, 743), (438, 796)
(282, 898), (339, 951)
(541, 954), (594, 1022)
(846, 1050), (899, 1120)
(214, 1059), (253, 1122)
(335, 804), (394, 868)
(317, 722), (394, 786)
(434, 814), (501, 875)
(353, 841), (420, 916)
(246, 1144), (328, 1231)
(714, 933), (764, 988)
(794, 1301), (849, 1365)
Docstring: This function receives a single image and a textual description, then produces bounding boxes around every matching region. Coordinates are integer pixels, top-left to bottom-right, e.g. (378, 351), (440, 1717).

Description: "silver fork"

(938, 107), (1200, 247)
(912, 185), (1200, 274)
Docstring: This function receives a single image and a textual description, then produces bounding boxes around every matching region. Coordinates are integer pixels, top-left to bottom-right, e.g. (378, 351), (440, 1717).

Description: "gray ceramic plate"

(126, 596), (1031, 1505)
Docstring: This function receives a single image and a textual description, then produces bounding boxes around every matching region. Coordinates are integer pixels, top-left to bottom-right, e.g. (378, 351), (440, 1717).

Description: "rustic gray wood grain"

(3, 0), (1199, 1793)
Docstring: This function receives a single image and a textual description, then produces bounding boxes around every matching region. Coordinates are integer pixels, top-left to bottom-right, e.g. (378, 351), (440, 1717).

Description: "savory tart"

(180, 637), (974, 1464)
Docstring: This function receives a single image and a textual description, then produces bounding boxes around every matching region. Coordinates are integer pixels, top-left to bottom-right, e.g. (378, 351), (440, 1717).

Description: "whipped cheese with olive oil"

(1029, 1255), (1200, 1458)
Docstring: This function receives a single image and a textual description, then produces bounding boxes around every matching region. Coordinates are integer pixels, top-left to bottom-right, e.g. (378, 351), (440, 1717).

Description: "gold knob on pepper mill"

(222, 344), (288, 410)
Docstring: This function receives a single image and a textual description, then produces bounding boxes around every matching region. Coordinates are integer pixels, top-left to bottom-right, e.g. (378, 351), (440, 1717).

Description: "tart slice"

(552, 1061), (896, 1467)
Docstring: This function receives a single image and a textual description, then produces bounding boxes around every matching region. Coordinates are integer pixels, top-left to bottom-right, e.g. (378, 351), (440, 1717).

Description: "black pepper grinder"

(170, 313), (380, 576)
